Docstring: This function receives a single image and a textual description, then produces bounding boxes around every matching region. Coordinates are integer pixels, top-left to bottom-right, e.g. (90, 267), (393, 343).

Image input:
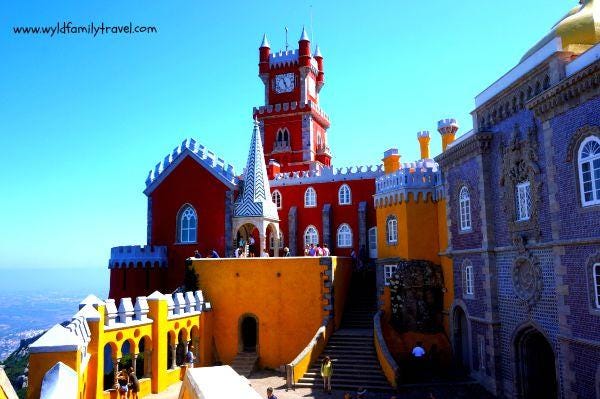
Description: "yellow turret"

(521, 0), (600, 61)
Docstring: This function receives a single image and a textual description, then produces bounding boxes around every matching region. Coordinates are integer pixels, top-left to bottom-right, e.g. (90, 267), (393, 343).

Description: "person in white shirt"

(261, 248), (270, 257)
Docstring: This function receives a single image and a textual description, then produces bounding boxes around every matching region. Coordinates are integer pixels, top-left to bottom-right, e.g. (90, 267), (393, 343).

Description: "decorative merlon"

(118, 298), (134, 324)
(270, 164), (383, 187)
(109, 245), (167, 269)
(40, 362), (78, 399)
(79, 294), (104, 310)
(30, 324), (82, 354)
(253, 100), (329, 122)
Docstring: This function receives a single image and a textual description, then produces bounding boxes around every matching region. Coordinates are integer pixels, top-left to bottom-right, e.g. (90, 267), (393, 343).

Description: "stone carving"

(499, 123), (542, 244)
(512, 254), (543, 308)
(388, 260), (444, 333)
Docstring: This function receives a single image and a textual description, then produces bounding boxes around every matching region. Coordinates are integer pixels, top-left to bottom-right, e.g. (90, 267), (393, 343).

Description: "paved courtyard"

(142, 370), (496, 399)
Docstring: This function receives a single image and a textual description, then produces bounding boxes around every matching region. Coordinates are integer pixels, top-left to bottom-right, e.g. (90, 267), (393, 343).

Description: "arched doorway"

(240, 315), (258, 353)
(452, 306), (470, 374)
(514, 327), (557, 399)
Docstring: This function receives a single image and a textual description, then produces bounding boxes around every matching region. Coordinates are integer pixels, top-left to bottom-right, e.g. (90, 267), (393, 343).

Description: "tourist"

(316, 244), (324, 256)
(186, 345), (195, 368)
(249, 236), (255, 255)
(412, 341), (426, 358)
(116, 369), (128, 399)
(350, 248), (357, 269)
(308, 243), (317, 256)
(210, 249), (219, 258)
(266, 386), (278, 399)
(261, 248), (270, 257)
(323, 243), (330, 256)
(194, 250), (201, 258)
(356, 386), (367, 398)
(127, 367), (140, 399)
(234, 246), (242, 258)
(320, 355), (333, 394)
(283, 247), (291, 257)
(411, 341), (426, 381)
(304, 244), (310, 256)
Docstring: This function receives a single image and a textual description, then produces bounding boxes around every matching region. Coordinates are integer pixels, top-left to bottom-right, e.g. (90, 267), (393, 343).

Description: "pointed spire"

(260, 33), (270, 48)
(313, 44), (322, 58)
(299, 26), (310, 42)
(234, 119), (279, 220)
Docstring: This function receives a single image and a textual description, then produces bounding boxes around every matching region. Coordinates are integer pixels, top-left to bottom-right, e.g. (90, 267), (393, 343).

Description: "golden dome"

(521, 0), (600, 62)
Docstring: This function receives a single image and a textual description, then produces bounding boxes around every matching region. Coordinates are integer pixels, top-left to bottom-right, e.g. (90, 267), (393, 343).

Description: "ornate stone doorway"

(514, 327), (557, 399)
(240, 315), (258, 353)
(452, 306), (470, 373)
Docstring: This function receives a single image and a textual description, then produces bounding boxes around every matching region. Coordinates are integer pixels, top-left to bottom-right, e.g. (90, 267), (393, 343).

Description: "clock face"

(273, 73), (295, 94)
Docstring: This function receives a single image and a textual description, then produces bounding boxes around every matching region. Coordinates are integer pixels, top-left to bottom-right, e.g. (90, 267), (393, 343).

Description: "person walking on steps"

(320, 355), (333, 394)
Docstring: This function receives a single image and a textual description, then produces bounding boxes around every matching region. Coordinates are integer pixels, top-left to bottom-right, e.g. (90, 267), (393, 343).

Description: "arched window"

(338, 184), (351, 205)
(463, 261), (474, 296)
(459, 187), (472, 231)
(304, 187), (317, 207)
(275, 128), (290, 149)
(178, 205), (197, 243)
(337, 224), (352, 247)
(386, 215), (398, 244)
(578, 136), (600, 206)
(271, 190), (282, 209)
(304, 225), (319, 246)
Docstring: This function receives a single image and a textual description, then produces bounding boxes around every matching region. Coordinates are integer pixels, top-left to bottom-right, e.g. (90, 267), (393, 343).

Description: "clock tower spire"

(253, 28), (331, 177)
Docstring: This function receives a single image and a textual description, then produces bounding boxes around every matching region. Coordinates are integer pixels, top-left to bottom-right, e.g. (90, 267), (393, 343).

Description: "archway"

(514, 327), (557, 399)
(452, 306), (470, 374)
(236, 223), (260, 257)
(239, 315), (258, 353)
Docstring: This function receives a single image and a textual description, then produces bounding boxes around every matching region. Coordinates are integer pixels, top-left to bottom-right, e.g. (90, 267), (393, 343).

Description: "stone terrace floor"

(141, 370), (496, 399)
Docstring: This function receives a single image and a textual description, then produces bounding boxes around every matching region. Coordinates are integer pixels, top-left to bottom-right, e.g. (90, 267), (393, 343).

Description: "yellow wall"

(192, 257), (351, 369)
(27, 351), (80, 399)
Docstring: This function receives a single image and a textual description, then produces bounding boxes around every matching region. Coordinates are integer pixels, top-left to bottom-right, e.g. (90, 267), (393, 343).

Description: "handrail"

(373, 310), (399, 388)
(285, 320), (331, 390)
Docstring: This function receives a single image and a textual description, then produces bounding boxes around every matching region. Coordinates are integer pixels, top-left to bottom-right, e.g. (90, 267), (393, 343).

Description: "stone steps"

(230, 352), (257, 377)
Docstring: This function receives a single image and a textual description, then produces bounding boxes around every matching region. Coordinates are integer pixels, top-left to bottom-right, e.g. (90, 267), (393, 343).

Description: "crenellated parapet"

(253, 100), (329, 125)
(145, 138), (238, 194)
(374, 161), (443, 207)
(108, 245), (168, 269)
(270, 164), (383, 187)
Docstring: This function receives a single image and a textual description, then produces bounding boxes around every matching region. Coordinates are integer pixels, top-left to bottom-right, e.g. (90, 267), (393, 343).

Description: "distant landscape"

(0, 267), (108, 361)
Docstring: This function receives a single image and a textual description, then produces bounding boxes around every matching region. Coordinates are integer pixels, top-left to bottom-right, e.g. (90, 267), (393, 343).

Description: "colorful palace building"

(22, 1), (600, 398)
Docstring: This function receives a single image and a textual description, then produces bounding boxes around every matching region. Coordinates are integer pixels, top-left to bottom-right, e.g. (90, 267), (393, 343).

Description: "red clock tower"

(254, 28), (331, 176)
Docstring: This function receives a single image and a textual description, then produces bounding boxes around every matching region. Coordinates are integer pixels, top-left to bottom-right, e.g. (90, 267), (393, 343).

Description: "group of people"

(115, 367), (139, 399)
(304, 243), (331, 257)
(193, 249), (220, 258)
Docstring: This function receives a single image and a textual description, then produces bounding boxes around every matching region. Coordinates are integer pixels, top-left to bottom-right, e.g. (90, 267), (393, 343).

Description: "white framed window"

(594, 263), (600, 309)
(272, 190), (282, 209)
(578, 136), (600, 206)
(338, 184), (351, 205)
(337, 224), (352, 247)
(274, 128), (290, 149)
(368, 227), (377, 259)
(269, 231), (284, 249)
(304, 225), (319, 247)
(384, 265), (398, 286)
(179, 205), (197, 243)
(515, 181), (532, 221)
(464, 262), (474, 296)
(387, 216), (398, 244)
(304, 187), (317, 207)
(459, 186), (472, 231)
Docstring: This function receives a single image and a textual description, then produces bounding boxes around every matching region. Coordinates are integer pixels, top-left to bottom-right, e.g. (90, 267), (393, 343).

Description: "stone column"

(113, 358), (120, 385)
(132, 354), (138, 374)
(288, 206), (297, 255)
(322, 204), (332, 249)
(170, 345), (177, 369)
(144, 350), (152, 377)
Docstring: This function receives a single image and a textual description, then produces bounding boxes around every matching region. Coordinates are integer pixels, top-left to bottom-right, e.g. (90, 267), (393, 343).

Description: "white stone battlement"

(145, 138), (237, 190)
(270, 164), (383, 187)
(109, 245), (168, 269)
(269, 49), (299, 67)
(375, 164), (441, 195)
(254, 100), (329, 121)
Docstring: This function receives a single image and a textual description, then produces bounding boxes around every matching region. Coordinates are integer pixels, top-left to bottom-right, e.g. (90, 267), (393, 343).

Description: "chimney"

(267, 159), (281, 180)
(382, 148), (401, 174)
(437, 118), (459, 151)
(417, 131), (430, 159)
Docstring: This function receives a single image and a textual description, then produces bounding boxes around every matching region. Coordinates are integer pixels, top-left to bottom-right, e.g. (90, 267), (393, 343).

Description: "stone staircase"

(230, 352), (258, 377)
(295, 272), (393, 392)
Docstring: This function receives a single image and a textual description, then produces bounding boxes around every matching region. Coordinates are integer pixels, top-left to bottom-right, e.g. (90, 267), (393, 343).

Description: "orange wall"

(192, 257), (351, 368)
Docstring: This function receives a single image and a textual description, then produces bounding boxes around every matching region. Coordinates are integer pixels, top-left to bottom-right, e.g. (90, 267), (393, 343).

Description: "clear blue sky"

(0, 0), (571, 269)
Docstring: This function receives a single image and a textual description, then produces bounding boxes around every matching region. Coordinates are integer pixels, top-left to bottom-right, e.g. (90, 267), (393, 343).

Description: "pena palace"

(21, 2), (600, 399)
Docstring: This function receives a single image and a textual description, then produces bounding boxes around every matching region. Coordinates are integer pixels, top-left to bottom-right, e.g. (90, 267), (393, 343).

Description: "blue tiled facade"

(438, 53), (600, 398)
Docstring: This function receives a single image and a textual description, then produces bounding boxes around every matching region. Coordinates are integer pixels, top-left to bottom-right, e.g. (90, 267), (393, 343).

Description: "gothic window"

(269, 231), (284, 249)
(516, 181), (532, 221)
(543, 75), (550, 90)
(459, 186), (472, 231)
(578, 136), (600, 206)
(304, 187), (317, 207)
(337, 224), (352, 248)
(271, 190), (282, 209)
(386, 215), (398, 244)
(463, 261), (474, 296)
(275, 128), (290, 149)
(594, 263), (600, 309)
(384, 264), (398, 286)
(304, 225), (319, 246)
(178, 205), (197, 243)
(338, 184), (351, 205)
